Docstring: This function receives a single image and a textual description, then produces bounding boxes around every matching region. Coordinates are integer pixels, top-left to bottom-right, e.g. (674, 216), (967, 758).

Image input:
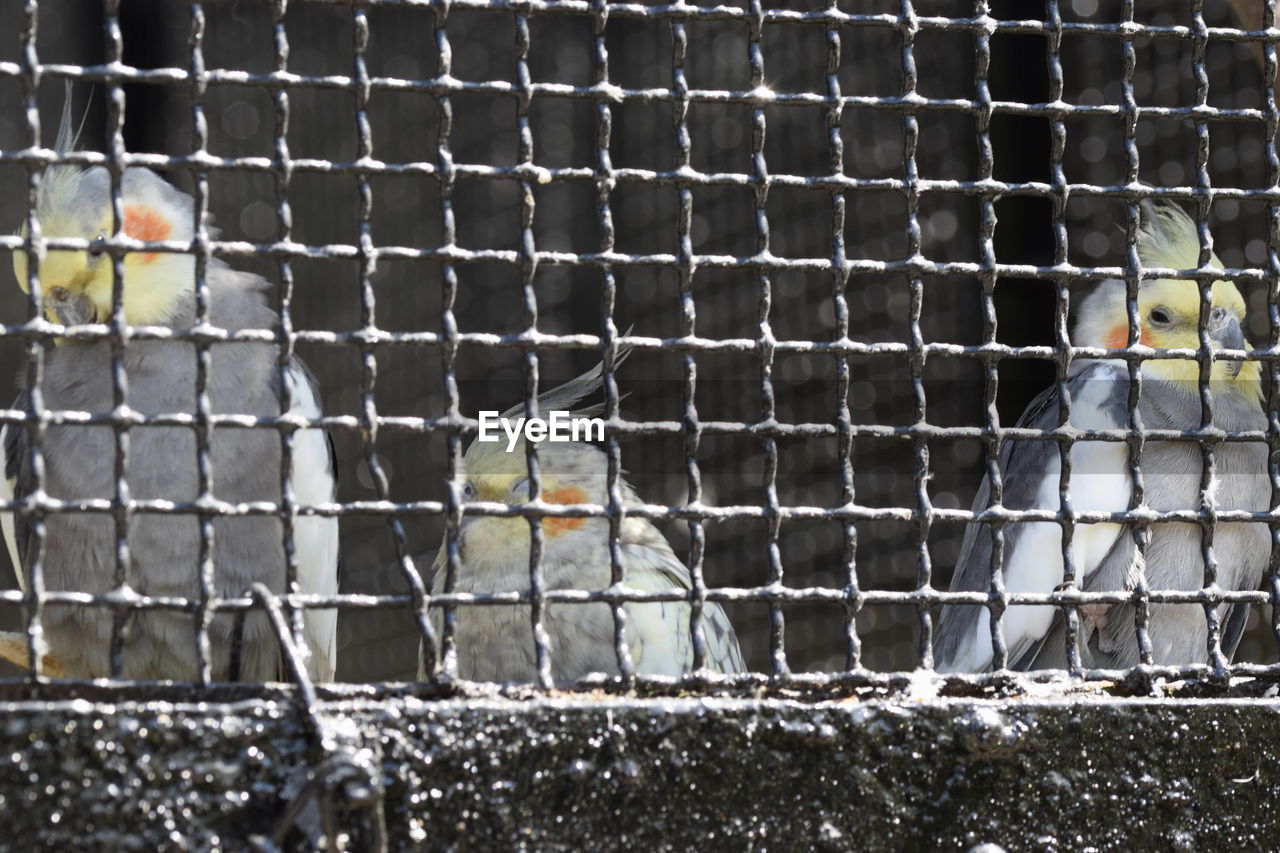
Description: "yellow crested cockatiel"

(935, 200), (1267, 672)
(420, 358), (745, 682)
(0, 96), (338, 681)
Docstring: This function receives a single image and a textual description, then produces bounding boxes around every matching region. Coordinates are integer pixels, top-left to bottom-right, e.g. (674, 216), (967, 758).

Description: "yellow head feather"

(454, 355), (626, 555)
(12, 93), (196, 329)
(1075, 201), (1259, 397)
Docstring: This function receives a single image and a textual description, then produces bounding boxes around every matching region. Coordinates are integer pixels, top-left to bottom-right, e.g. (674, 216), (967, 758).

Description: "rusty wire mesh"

(0, 0), (1276, 689)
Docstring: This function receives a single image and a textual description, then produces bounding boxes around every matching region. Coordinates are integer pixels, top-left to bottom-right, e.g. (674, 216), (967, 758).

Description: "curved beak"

(1211, 313), (1246, 376)
(49, 291), (96, 326)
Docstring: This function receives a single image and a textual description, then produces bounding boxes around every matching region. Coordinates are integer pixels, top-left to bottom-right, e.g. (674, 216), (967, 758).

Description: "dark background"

(0, 0), (1274, 680)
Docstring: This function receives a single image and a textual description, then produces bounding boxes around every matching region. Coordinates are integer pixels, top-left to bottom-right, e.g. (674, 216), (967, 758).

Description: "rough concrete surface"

(0, 682), (1275, 850)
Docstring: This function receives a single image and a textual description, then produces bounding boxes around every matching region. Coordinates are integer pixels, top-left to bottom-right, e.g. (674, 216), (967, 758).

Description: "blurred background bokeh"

(0, 0), (1274, 680)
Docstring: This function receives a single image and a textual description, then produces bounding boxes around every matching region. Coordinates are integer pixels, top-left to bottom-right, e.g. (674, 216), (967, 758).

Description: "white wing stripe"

(0, 424), (22, 594)
(286, 365), (339, 682)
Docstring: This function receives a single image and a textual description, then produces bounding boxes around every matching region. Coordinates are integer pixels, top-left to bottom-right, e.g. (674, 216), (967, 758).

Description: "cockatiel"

(934, 200), (1268, 672)
(419, 358), (745, 682)
(0, 97), (338, 681)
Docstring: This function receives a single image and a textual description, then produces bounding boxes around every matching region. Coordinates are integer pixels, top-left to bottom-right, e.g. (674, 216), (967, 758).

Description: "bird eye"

(461, 482), (476, 501)
(1148, 307), (1173, 326)
(88, 232), (106, 256)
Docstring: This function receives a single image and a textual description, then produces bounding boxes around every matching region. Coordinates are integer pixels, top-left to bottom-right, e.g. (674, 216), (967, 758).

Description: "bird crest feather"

(499, 342), (631, 421)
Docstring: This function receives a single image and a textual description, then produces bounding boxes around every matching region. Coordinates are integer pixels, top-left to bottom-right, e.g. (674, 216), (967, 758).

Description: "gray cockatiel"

(934, 200), (1268, 672)
(420, 359), (745, 682)
(0, 102), (338, 681)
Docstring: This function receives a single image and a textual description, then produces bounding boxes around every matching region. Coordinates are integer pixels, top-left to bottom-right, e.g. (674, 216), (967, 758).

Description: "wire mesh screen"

(0, 0), (1277, 688)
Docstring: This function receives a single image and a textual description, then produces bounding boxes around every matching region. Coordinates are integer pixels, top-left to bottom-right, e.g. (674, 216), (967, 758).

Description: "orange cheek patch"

(123, 205), (172, 264)
(1104, 325), (1151, 349)
(541, 485), (588, 536)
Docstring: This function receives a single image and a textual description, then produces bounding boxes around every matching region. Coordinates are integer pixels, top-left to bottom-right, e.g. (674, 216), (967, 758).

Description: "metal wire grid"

(0, 1), (1276, 689)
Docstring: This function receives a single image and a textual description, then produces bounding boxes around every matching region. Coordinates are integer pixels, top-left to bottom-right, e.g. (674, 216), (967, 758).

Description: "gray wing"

(933, 382), (1061, 670)
(620, 538), (746, 676)
(1220, 600), (1253, 662)
(933, 362), (1129, 672)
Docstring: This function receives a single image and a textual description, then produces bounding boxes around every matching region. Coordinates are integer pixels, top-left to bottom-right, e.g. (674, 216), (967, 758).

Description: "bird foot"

(1079, 603), (1110, 641)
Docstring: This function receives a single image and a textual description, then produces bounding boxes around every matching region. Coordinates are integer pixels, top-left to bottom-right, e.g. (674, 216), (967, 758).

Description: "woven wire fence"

(0, 0), (1276, 689)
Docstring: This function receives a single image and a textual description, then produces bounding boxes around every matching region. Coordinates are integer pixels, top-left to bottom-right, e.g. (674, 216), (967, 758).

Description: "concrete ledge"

(0, 686), (1276, 849)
